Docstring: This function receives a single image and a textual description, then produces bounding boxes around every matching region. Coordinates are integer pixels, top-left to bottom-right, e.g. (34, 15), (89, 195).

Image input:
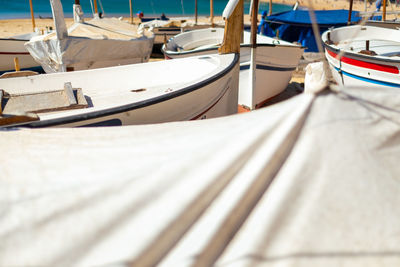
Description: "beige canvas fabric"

(1, 86), (399, 266)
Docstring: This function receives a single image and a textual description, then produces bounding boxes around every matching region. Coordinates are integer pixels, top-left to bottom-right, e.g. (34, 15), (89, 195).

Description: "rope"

(89, 0), (94, 16)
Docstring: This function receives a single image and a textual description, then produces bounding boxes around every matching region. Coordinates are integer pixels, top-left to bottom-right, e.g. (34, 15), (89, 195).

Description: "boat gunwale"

(323, 42), (400, 64)
(162, 43), (304, 57)
(12, 53), (240, 128)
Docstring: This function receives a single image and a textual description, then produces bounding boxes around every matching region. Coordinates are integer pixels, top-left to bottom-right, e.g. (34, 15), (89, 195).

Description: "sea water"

(0, 0), (292, 19)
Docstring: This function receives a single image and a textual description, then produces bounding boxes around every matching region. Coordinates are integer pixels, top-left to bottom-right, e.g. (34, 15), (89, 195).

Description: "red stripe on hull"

(326, 49), (399, 74)
(0, 51), (30, 55)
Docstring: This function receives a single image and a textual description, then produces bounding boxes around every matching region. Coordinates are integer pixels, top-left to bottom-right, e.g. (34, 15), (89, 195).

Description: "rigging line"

(89, 0), (94, 16)
(181, 0), (185, 15)
(150, 0), (156, 15)
(98, 0), (105, 16)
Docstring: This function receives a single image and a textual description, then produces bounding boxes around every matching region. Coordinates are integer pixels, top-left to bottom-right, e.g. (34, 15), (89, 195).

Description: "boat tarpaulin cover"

(261, 9), (361, 52)
(1, 86), (400, 266)
(25, 18), (154, 73)
(266, 9), (361, 25)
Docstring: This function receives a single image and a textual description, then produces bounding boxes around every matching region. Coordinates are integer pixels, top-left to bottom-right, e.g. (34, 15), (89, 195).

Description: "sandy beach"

(262, 0), (377, 12)
(2, 0), (395, 38)
(1, 0), (395, 86)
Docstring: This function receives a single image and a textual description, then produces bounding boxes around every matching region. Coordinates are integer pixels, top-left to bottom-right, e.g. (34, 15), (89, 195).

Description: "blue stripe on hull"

(333, 66), (400, 88)
(240, 64), (296, 71)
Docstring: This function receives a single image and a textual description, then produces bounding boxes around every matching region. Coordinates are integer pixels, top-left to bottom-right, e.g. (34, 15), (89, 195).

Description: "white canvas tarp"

(25, 0), (154, 73)
(1, 86), (400, 266)
(26, 17), (154, 73)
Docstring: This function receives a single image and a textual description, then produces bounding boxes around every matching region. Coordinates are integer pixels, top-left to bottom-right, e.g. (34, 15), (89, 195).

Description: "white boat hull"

(322, 25), (400, 89)
(162, 28), (304, 109)
(0, 53), (239, 127)
(0, 38), (39, 72)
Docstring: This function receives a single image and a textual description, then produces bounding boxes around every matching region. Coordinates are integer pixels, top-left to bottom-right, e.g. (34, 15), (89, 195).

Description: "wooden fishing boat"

(0, 33), (42, 73)
(162, 27), (304, 110)
(138, 18), (224, 46)
(0, 0), (42, 73)
(138, 0), (224, 48)
(0, 0), (243, 128)
(322, 25), (400, 89)
(25, 0), (155, 73)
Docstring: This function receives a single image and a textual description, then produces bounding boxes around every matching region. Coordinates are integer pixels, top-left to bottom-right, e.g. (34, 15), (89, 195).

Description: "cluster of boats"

(0, 0), (307, 127)
(1, 0), (400, 266)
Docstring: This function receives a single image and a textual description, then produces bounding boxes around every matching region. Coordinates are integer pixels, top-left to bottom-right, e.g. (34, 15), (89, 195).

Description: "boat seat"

(1, 82), (88, 116)
(359, 50), (377, 56)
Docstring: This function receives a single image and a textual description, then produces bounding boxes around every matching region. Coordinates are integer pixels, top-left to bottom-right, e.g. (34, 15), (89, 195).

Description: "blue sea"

(0, 0), (292, 19)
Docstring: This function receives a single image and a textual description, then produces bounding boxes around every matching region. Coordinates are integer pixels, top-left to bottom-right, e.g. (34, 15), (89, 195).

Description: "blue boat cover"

(266, 9), (361, 25)
(258, 9), (362, 52)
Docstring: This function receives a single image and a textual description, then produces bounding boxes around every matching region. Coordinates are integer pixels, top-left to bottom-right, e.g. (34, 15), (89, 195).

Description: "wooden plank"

(219, 0), (243, 54)
(2, 83), (88, 114)
(0, 113), (39, 126)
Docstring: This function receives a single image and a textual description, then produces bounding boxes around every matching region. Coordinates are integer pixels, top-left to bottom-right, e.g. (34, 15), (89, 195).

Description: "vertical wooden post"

(93, 0), (99, 16)
(195, 0), (198, 24)
(347, 0), (353, 25)
(210, 0), (214, 27)
(251, 0), (259, 48)
(29, 0), (36, 32)
(269, 0), (272, 16)
(383, 0), (387, 21)
(129, 0), (133, 24)
(219, 0), (243, 54)
(14, 57), (20, 72)
(250, 0), (259, 109)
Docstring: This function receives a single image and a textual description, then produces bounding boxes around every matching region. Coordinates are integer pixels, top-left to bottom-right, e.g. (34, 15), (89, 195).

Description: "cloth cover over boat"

(25, 1), (154, 73)
(1, 84), (400, 266)
(261, 10), (361, 52)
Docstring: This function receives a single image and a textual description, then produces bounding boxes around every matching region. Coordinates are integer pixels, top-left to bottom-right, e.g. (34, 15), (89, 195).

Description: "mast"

(210, 0), (214, 26)
(347, 0), (353, 25)
(93, 0), (99, 17)
(250, 0), (259, 109)
(269, 0), (272, 15)
(219, 0), (243, 54)
(29, 0), (36, 32)
(195, 0), (198, 24)
(383, 0), (387, 21)
(129, 0), (133, 24)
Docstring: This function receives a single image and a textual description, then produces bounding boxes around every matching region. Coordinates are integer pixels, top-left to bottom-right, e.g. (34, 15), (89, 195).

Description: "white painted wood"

(49, 0), (68, 40)
(162, 28), (304, 109)
(0, 33), (40, 72)
(0, 53), (239, 127)
(322, 25), (400, 89)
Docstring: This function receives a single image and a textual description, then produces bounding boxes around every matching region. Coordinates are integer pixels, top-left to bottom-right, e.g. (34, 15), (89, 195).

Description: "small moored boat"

(322, 25), (400, 89)
(162, 27), (304, 110)
(0, 0), (243, 128)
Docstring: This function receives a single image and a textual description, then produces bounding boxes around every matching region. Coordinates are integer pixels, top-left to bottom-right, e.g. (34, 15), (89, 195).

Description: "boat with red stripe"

(322, 25), (400, 89)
